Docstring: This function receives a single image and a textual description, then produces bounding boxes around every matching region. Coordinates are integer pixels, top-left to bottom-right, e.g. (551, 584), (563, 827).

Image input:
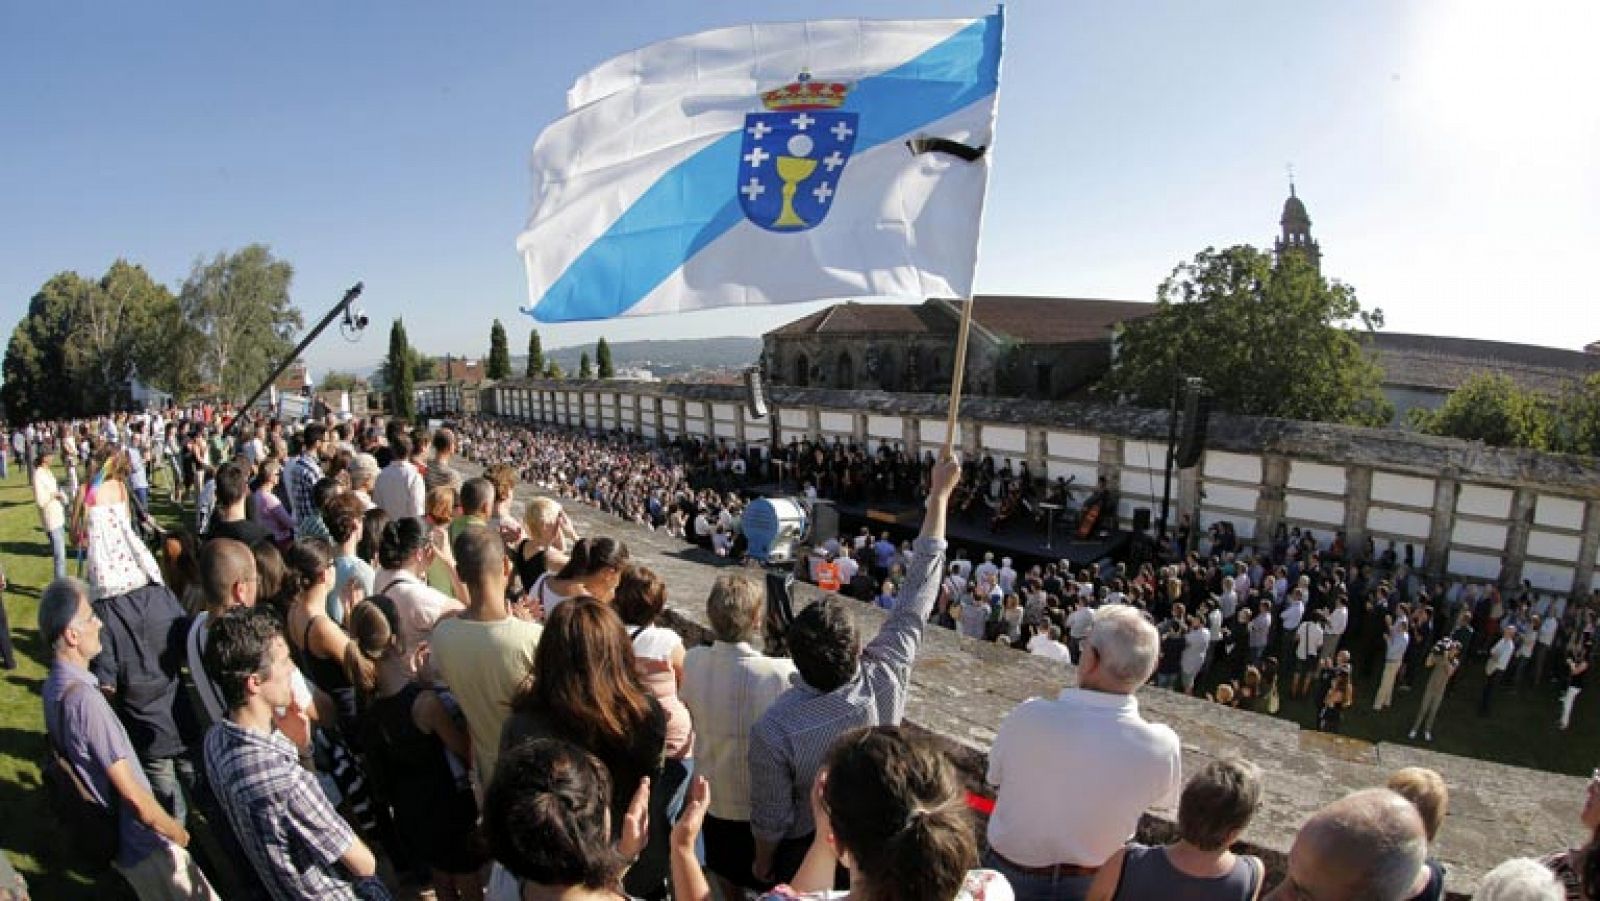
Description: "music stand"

(1039, 502), (1062, 550)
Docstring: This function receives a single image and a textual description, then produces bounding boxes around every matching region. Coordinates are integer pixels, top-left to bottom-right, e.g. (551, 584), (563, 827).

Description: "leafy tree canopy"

(177, 245), (302, 401)
(1101, 245), (1392, 427)
(526, 329), (544, 378)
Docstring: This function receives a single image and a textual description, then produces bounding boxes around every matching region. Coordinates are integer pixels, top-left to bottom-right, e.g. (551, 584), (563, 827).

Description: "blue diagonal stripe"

(526, 12), (1004, 323)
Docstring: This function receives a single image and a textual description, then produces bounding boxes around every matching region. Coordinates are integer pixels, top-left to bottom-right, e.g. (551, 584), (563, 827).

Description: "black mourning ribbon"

(905, 137), (987, 161)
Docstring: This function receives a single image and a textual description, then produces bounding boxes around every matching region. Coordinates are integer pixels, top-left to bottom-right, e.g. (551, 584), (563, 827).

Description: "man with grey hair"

(39, 577), (219, 897)
(1264, 788), (1429, 901)
(985, 603), (1181, 900)
(680, 573), (797, 893)
(1474, 858), (1562, 901)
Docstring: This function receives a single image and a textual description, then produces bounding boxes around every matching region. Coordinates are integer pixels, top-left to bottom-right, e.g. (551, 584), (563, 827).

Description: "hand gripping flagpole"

(942, 296), (977, 456)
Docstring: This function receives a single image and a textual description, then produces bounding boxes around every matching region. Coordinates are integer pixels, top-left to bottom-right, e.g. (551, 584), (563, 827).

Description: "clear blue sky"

(3, 1), (1596, 378)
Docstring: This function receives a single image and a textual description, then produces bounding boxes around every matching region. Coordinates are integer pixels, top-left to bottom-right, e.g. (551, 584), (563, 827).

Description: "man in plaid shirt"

(202, 608), (387, 900)
(283, 423), (328, 522)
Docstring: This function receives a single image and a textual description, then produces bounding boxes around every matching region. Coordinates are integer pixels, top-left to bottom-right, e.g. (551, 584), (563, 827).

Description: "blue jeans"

(46, 525), (67, 580)
(982, 848), (1095, 901)
(143, 754), (196, 826)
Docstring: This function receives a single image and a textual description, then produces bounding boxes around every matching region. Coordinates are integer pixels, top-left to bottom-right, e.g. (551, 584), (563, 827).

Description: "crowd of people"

(4, 410), (1599, 901)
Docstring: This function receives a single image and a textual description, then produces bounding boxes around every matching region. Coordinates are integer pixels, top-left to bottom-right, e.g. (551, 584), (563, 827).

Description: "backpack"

(42, 681), (120, 869)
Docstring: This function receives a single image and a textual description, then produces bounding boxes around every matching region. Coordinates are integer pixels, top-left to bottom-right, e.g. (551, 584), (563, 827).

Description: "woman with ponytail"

(530, 535), (630, 616)
(373, 516), (465, 683)
(679, 725), (1011, 900)
(347, 596), (486, 900)
(283, 537), (359, 725)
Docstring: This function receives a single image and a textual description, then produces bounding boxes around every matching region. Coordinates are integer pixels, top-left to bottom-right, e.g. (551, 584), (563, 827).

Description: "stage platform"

(743, 481), (1131, 571)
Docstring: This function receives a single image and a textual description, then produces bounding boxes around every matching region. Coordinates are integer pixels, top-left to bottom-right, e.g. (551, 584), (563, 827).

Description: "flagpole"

(942, 295), (977, 455)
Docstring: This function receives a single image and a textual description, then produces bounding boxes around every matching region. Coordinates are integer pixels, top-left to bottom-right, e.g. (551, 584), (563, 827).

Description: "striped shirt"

(284, 452), (323, 522)
(748, 535), (945, 843)
(203, 720), (359, 900)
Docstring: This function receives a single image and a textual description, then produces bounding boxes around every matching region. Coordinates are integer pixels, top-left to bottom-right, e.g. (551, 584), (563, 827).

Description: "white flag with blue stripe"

(518, 13), (1003, 322)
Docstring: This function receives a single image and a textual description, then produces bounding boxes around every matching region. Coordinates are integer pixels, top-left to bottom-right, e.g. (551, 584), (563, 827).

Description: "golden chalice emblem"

(773, 133), (818, 229)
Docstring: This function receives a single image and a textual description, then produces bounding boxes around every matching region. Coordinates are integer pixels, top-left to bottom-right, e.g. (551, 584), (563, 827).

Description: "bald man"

(1266, 788), (1428, 901)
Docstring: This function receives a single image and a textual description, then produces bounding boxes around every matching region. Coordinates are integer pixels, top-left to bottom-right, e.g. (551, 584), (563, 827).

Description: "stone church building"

(762, 187), (1600, 414)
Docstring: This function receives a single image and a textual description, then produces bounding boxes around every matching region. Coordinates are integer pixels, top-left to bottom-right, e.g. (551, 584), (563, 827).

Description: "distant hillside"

(519, 336), (761, 377)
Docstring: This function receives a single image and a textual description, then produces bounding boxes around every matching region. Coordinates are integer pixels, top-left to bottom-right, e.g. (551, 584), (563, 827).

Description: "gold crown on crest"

(762, 71), (851, 111)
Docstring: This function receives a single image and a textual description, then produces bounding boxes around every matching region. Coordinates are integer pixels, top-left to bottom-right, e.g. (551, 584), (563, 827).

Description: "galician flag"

(518, 12), (1003, 322)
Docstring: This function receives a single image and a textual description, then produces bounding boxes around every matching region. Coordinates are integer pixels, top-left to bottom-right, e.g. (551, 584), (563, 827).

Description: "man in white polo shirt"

(985, 603), (1182, 901)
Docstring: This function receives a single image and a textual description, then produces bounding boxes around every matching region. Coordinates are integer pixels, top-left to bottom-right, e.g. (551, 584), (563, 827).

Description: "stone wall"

(476, 461), (1592, 900)
(481, 379), (1600, 597)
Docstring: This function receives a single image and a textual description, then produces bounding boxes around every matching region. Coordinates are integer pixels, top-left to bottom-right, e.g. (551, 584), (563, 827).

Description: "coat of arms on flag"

(738, 72), (858, 232)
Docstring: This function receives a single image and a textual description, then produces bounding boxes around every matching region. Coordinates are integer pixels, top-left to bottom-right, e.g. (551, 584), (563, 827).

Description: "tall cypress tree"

(596, 336), (614, 379)
(387, 319), (415, 420)
(579, 351), (593, 379)
(487, 319), (512, 379)
(526, 328), (544, 378)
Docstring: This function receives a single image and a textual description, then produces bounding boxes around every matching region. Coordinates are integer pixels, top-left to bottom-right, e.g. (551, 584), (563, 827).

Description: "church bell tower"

(1274, 179), (1321, 273)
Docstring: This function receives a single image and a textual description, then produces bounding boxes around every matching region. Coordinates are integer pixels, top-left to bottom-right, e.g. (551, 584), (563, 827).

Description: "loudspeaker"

(1133, 507), (1152, 533)
(1175, 383), (1211, 469)
(744, 367), (769, 419)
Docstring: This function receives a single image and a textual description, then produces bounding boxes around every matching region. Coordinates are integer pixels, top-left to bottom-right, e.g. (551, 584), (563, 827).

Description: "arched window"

(835, 352), (854, 389)
(793, 353), (810, 387)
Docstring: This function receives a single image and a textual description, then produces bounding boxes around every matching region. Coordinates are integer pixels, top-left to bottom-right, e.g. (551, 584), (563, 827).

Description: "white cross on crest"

(791, 113), (815, 131)
(747, 121), (772, 140)
(812, 181), (834, 204)
(740, 177), (766, 201)
(830, 121), (853, 142)
(822, 151), (844, 173)
(743, 146), (770, 169)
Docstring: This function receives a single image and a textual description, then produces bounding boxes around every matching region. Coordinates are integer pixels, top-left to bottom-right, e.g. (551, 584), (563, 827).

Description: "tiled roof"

(767, 296), (1154, 342)
(1370, 333), (1600, 394)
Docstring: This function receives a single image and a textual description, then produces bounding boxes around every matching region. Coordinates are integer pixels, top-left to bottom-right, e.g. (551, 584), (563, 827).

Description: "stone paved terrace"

(479, 465), (1590, 899)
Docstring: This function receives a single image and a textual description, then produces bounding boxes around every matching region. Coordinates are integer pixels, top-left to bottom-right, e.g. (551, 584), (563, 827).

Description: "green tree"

(386, 319), (416, 421)
(2, 273), (82, 421)
(578, 352), (593, 379)
(1102, 245), (1392, 427)
(487, 319), (512, 380)
(545, 359), (565, 380)
(1411, 373), (1555, 450)
(526, 328), (544, 377)
(596, 336), (615, 379)
(1552, 374), (1600, 457)
(177, 245), (302, 400)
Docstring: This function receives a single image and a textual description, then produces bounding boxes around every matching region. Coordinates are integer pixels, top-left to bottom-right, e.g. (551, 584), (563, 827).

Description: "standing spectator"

(424, 427), (463, 496)
(40, 578), (219, 898)
(204, 462), (272, 549)
(530, 536), (630, 613)
(1263, 789), (1427, 901)
(1560, 639), (1591, 732)
(510, 497), (576, 596)
(1323, 594), (1348, 661)
(202, 608), (386, 898)
(1536, 612), (1562, 687)
(1386, 767), (1449, 901)
(1409, 640), (1461, 742)
(1482, 625), (1517, 716)
(373, 517), (466, 683)
(346, 453), (379, 511)
(679, 574), (798, 895)
(1475, 859), (1562, 901)
(1374, 618), (1411, 711)
(1291, 612), (1325, 699)
(748, 451), (957, 886)
(1319, 668), (1355, 733)
(346, 597), (486, 900)
(431, 525), (542, 787)
(283, 423), (328, 522)
(985, 603), (1182, 901)
(1086, 758), (1265, 901)
(372, 434), (425, 520)
(325, 492), (375, 625)
(33, 448), (68, 579)
(1248, 602), (1272, 665)
(616, 565), (695, 820)
(0, 562), (14, 671)
(501, 598), (670, 899)
(250, 459), (295, 548)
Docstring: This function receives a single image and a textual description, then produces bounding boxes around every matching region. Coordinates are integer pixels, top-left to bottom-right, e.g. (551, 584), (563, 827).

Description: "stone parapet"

(471, 460), (1589, 899)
